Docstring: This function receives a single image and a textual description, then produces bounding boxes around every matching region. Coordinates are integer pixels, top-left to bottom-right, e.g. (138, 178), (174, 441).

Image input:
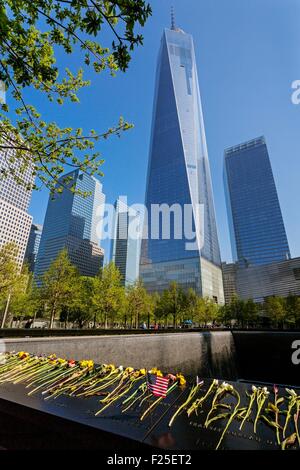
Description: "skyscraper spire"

(171, 6), (175, 30)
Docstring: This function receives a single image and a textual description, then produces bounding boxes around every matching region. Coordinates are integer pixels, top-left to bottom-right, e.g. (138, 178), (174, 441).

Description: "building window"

(293, 268), (300, 280)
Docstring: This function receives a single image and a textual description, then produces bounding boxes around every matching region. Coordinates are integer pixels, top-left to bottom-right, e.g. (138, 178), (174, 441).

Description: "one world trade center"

(140, 19), (224, 303)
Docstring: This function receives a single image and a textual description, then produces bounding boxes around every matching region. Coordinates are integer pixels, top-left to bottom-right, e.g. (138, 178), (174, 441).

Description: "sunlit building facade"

(140, 23), (224, 303)
(0, 141), (33, 269)
(34, 170), (105, 279)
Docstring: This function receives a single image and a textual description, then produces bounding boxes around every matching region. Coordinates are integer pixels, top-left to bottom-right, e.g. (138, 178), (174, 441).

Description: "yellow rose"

(18, 351), (29, 360)
(176, 373), (186, 386)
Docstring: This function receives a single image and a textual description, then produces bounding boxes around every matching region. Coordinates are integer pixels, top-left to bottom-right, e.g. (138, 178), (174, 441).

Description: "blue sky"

(25, 0), (300, 263)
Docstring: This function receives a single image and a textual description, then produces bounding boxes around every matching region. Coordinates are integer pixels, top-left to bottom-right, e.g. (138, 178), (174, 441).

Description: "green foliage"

(9, 264), (40, 319)
(264, 296), (286, 328)
(154, 282), (186, 327)
(219, 295), (259, 328)
(2, 249), (300, 330)
(285, 294), (300, 327)
(126, 279), (152, 328)
(195, 297), (219, 326)
(59, 276), (96, 328)
(0, 0), (152, 194)
(0, 242), (19, 299)
(39, 249), (79, 327)
(92, 262), (125, 328)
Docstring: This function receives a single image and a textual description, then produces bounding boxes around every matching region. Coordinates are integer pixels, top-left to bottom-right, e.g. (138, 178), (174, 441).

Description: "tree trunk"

(0, 293), (11, 329)
(49, 307), (55, 329)
(93, 312), (97, 328)
(147, 313), (150, 329)
(105, 312), (108, 329)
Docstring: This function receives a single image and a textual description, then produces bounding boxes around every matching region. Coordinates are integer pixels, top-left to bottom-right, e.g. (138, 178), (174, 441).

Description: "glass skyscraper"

(110, 198), (141, 286)
(224, 136), (290, 266)
(25, 223), (43, 272)
(35, 170), (105, 279)
(140, 23), (224, 302)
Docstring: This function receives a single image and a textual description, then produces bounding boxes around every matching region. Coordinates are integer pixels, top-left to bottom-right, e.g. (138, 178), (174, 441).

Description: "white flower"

(118, 365), (124, 372)
(286, 388), (297, 397)
(252, 385), (257, 393)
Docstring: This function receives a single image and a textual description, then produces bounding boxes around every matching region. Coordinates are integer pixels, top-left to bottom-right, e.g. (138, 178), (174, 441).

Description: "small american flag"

(147, 373), (169, 398)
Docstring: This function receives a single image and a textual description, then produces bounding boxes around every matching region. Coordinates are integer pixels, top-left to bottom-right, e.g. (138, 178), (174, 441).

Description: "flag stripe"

(147, 374), (169, 397)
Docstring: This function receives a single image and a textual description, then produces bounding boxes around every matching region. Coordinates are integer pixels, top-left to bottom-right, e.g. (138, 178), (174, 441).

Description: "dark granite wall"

(232, 331), (300, 386)
(1, 331), (300, 385)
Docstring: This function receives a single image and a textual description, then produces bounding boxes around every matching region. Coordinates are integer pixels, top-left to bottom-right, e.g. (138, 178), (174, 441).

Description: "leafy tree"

(183, 288), (198, 323)
(126, 279), (151, 328)
(0, 242), (19, 299)
(154, 289), (169, 326)
(243, 299), (259, 327)
(154, 282), (186, 328)
(264, 296), (286, 329)
(9, 264), (39, 321)
(195, 297), (219, 327)
(92, 262), (125, 328)
(284, 294), (300, 328)
(0, 0), (152, 194)
(39, 249), (79, 328)
(60, 276), (95, 328)
(225, 295), (248, 328)
(218, 303), (234, 327)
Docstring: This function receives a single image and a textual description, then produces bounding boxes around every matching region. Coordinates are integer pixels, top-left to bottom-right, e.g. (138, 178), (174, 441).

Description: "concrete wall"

(0, 331), (238, 380)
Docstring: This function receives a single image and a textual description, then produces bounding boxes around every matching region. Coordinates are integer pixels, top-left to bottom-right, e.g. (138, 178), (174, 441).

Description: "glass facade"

(25, 223), (43, 272)
(110, 198), (141, 286)
(224, 136), (291, 266)
(222, 258), (300, 303)
(140, 26), (224, 302)
(34, 170), (105, 280)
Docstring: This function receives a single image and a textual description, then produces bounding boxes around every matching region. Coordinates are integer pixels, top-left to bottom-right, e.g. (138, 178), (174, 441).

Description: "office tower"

(140, 20), (224, 302)
(222, 258), (300, 304)
(221, 262), (238, 304)
(34, 170), (105, 279)
(0, 141), (33, 269)
(110, 198), (141, 286)
(25, 223), (43, 272)
(224, 136), (291, 266)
